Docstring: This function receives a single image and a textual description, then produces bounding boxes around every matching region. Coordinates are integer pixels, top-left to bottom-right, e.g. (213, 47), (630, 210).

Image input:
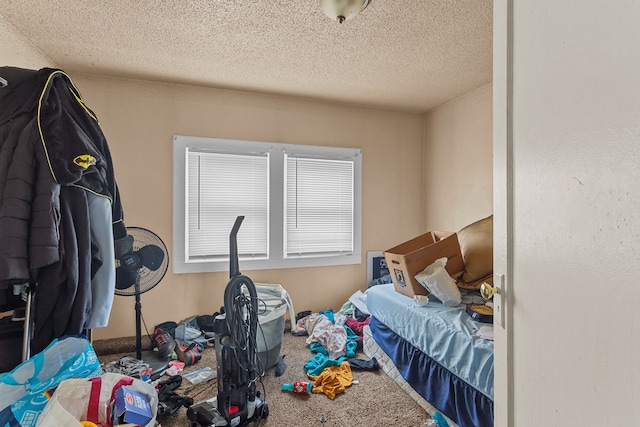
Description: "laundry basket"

(255, 283), (296, 373)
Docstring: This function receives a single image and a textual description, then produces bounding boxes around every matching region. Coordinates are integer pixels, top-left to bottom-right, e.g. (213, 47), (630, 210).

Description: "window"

(173, 135), (362, 273)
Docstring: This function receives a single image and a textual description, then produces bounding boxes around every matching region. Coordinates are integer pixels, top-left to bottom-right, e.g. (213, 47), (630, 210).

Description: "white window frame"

(173, 135), (362, 273)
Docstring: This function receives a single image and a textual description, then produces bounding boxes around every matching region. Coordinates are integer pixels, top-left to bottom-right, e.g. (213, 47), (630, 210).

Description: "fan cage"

(114, 227), (169, 296)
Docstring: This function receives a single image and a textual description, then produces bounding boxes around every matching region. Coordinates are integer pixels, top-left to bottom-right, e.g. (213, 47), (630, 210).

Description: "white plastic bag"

(414, 257), (461, 307)
(36, 372), (158, 427)
(254, 283), (298, 370)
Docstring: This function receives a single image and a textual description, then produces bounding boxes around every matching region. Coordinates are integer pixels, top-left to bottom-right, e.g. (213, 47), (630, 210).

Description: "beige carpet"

(94, 331), (431, 427)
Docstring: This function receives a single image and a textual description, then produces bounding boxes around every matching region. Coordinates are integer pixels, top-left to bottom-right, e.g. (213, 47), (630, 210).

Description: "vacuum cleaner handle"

(229, 215), (244, 278)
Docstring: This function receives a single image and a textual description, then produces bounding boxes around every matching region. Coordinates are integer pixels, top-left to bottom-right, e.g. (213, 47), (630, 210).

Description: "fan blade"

(136, 245), (165, 271)
(115, 266), (138, 290)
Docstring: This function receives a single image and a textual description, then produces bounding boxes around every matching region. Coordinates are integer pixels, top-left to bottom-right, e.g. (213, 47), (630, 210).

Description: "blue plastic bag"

(0, 335), (102, 427)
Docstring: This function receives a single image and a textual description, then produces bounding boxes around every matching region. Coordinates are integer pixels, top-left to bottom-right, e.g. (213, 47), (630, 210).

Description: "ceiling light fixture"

(319, 0), (371, 24)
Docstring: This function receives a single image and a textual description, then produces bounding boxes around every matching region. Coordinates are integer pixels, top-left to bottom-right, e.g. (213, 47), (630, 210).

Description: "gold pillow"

(458, 215), (493, 283)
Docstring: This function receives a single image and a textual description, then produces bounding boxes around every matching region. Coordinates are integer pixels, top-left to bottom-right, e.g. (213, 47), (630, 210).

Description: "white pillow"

(414, 257), (462, 307)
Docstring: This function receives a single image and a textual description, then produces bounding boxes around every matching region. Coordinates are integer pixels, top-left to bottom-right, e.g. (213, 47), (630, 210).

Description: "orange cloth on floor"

(307, 360), (353, 399)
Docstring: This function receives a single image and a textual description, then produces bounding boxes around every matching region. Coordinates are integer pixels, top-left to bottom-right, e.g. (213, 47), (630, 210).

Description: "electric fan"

(114, 226), (169, 370)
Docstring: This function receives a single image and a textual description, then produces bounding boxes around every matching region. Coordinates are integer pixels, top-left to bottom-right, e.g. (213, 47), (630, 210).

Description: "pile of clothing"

(294, 307), (378, 400)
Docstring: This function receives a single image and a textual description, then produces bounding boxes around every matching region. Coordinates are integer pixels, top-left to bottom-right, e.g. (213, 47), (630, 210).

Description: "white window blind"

(186, 149), (269, 261)
(285, 155), (354, 257)
(174, 135), (361, 273)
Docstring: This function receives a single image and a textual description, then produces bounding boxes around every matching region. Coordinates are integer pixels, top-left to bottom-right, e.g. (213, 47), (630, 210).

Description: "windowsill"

(172, 253), (362, 274)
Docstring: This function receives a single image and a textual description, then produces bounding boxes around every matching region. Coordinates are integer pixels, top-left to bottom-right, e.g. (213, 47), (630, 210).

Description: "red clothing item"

(346, 316), (370, 336)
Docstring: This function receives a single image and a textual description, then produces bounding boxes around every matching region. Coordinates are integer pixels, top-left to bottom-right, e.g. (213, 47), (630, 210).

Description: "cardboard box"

(384, 231), (464, 298)
(112, 386), (153, 426)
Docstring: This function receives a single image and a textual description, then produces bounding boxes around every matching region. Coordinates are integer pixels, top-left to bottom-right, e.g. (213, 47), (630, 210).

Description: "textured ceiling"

(1, 0), (493, 113)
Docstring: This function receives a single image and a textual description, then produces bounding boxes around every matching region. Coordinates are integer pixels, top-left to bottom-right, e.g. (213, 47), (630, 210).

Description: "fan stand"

(134, 277), (170, 377)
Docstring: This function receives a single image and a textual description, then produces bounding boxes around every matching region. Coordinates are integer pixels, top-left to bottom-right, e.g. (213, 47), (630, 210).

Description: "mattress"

(366, 283), (494, 427)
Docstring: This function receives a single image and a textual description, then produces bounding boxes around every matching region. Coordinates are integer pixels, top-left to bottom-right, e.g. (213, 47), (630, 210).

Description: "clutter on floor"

(0, 297), (412, 427)
(290, 301), (380, 401)
(0, 257), (382, 427)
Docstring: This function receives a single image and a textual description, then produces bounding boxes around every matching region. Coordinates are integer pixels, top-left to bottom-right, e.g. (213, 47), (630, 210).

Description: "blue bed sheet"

(367, 284), (494, 427)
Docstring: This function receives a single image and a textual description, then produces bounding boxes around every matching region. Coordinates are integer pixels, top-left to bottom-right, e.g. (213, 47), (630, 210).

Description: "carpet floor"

(94, 330), (431, 427)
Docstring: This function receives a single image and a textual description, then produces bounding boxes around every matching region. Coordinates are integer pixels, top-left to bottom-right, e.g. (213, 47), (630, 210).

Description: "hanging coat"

(0, 67), (126, 352)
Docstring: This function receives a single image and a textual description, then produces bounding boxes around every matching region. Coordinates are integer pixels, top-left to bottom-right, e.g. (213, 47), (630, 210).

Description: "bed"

(363, 215), (494, 427)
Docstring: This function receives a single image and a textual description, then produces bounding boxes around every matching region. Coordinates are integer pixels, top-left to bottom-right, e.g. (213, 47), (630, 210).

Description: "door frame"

(492, 1), (514, 425)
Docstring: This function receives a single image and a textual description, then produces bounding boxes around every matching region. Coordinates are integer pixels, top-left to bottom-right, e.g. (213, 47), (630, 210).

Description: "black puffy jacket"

(0, 67), (126, 351)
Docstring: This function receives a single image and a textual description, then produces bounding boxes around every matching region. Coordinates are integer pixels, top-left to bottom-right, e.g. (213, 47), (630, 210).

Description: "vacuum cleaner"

(187, 216), (269, 426)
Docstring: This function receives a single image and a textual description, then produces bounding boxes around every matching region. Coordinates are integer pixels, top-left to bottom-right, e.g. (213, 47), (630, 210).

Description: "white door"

(493, 1), (640, 426)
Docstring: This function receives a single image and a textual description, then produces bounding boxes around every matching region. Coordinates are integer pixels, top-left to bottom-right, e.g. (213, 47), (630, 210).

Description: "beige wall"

(71, 74), (426, 339)
(422, 83), (493, 232)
